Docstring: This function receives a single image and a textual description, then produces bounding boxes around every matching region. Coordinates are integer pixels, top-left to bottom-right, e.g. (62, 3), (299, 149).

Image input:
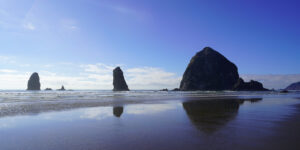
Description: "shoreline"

(0, 95), (264, 118)
(0, 91), (298, 118)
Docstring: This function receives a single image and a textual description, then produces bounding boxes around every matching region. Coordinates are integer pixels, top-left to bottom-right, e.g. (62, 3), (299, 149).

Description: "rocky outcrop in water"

(160, 88), (168, 91)
(113, 67), (129, 91)
(172, 88), (180, 91)
(285, 81), (300, 90)
(180, 47), (239, 91)
(58, 85), (66, 91)
(45, 88), (52, 91)
(27, 72), (41, 90)
(233, 78), (268, 91)
(280, 90), (289, 93)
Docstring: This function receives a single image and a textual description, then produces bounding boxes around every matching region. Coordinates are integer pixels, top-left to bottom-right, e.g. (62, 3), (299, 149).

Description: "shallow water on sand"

(0, 91), (299, 150)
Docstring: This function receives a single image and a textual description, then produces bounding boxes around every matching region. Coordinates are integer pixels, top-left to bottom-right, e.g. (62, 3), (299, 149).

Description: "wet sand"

(261, 103), (300, 150)
(0, 92), (300, 150)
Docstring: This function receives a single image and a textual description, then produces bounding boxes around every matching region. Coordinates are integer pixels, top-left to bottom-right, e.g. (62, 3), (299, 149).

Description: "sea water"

(0, 90), (299, 150)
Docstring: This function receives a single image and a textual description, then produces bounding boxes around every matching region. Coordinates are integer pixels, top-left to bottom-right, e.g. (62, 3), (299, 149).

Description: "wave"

(0, 90), (298, 118)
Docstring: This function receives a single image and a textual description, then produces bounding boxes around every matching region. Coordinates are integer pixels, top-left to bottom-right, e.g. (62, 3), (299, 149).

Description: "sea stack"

(27, 72), (41, 90)
(180, 47), (239, 91)
(59, 85), (66, 91)
(113, 67), (129, 91)
(233, 78), (268, 91)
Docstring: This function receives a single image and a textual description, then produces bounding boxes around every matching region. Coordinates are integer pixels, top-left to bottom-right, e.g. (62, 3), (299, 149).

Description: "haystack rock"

(113, 67), (129, 91)
(27, 72), (41, 90)
(233, 78), (268, 91)
(180, 47), (239, 91)
(285, 81), (300, 90)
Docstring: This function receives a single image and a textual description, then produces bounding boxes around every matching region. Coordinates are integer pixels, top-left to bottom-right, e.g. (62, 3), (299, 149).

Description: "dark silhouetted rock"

(45, 88), (52, 91)
(180, 47), (239, 91)
(113, 106), (124, 117)
(58, 85), (66, 91)
(27, 72), (41, 90)
(172, 88), (180, 91)
(285, 81), (300, 90)
(245, 98), (263, 103)
(160, 88), (168, 91)
(113, 67), (129, 91)
(233, 78), (268, 91)
(280, 90), (289, 93)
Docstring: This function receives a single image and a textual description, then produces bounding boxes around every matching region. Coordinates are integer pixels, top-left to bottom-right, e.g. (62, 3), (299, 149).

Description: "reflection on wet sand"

(182, 98), (262, 133)
(113, 106), (124, 117)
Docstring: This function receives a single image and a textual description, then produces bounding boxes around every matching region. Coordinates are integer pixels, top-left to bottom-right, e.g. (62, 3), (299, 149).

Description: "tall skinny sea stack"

(27, 72), (41, 90)
(113, 67), (129, 91)
(180, 47), (239, 91)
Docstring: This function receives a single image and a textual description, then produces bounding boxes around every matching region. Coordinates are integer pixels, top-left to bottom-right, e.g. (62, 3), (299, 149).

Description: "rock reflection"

(126, 104), (176, 115)
(247, 98), (263, 103)
(113, 106), (124, 117)
(182, 98), (262, 134)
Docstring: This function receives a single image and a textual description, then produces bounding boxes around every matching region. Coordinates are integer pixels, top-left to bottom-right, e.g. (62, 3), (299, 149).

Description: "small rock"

(172, 88), (180, 91)
(160, 88), (168, 91)
(280, 90), (289, 93)
(58, 85), (66, 91)
(45, 88), (52, 91)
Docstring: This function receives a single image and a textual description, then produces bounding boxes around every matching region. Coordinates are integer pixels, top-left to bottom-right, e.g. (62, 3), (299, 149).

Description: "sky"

(0, 0), (299, 90)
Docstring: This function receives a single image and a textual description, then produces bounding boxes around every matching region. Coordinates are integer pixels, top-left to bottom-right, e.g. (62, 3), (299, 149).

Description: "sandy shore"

(260, 103), (300, 150)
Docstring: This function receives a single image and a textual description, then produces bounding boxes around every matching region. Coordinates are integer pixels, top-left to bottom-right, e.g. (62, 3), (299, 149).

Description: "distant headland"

(285, 81), (300, 91)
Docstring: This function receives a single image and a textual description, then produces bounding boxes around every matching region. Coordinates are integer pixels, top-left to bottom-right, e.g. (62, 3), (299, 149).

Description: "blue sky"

(0, 0), (299, 89)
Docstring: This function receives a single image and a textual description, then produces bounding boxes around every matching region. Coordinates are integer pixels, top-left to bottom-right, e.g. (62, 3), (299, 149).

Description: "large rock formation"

(233, 78), (268, 91)
(27, 72), (41, 90)
(285, 81), (300, 90)
(180, 47), (239, 91)
(113, 67), (129, 91)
